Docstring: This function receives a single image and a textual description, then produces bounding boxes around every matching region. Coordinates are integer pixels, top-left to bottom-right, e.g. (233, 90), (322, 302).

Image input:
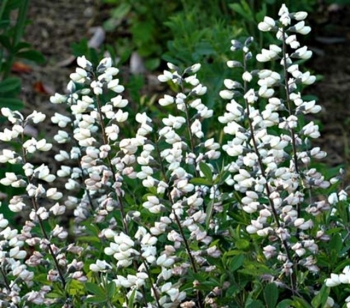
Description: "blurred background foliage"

(96, 0), (328, 111)
(0, 0), (45, 113)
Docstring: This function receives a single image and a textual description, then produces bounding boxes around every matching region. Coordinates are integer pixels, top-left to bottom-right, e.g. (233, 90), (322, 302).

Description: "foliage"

(0, 0), (45, 111)
(0, 3), (350, 308)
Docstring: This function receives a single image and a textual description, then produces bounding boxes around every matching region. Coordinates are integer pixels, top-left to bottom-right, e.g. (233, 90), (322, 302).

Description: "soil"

(20, 1), (350, 183)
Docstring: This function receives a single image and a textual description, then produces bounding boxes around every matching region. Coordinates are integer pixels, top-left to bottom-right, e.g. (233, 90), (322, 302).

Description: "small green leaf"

(107, 281), (116, 299)
(311, 284), (329, 308)
(128, 288), (137, 308)
(0, 34), (12, 50)
(276, 299), (293, 308)
(229, 2), (251, 20)
(190, 177), (212, 186)
(291, 296), (313, 308)
(85, 282), (106, 299)
(0, 77), (21, 93)
(264, 283), (279, 308)
(111, 3), (131, 20)
(235, 239), (250, 250)
(199, 162), (213, 181)
(246, 300), (264, 308)
(0, 97), (23, 109)
(16, 49), (45, 64)
(329, 233), (342, 255)
(229, 254), (244, 272)
(85, 296), (107, 304)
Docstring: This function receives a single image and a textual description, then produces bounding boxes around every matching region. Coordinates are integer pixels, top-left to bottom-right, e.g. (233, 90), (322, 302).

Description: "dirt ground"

(21, 0), (350, 183)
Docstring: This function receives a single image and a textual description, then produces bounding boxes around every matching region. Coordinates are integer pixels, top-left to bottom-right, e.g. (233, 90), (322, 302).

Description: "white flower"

(0, 172), (18, 186)
(36, 139), (52, 151)
(115, 109), (128, 122)
(258, 85), (274, 98)
(9, 246), (27, 259)
(50, 93), (66, 104)
(258, 16), (275, 32)
(300, 71), (316, 85)
(224, 79), (242, 90)
(9, 197), (26, 212)
(55, 151), (70, 162)
(219, 90), (234, 100)
(278, 4), (289, 16)
(51, 113), (71, 127)
(242, 71), (253, 82)
(54, 130), (70, 144)
(280, 13), (291, 26)
(107, 79), (124, 93)
(111, 95), (128, 108)
(244, 89), (257, 104)
(325, 274), (341, 287)
(90, 260), (111, 272)
(70, 68), (88, 83)
(191, 119), (204, 138)
(189, 63), (201, 73)
(294, 11), (308, 21)
(292, 21), (311, 35)
(46, 188), (63, 200)
(285, 35), (300, 49)
(28, 110), (46, 123)
(50, 203), (66, 215)
(302, 122), (320, 138)
(90, 80), (103, 95)
(192, 84), (207, 96)
(158, 70), (173, 82)
(292, 46), (312, 60)
(98, 57), (112, 69)
(159, 94), (174, 106)
(77, 56), (92, 69)
(34, 165), (56, 183)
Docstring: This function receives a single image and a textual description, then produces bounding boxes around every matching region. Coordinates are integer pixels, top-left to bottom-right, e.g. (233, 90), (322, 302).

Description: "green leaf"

(291, 296), (313, 308)
(0, 97), (23, 109)
(16, 49), (45, 64)
(276, 299), (293, 308)
(107, 281), (116, 299)
(14, 41), (31, 51)
(145, 57), (160, 70)
(311, 284), (329, 308)
(264, 283), (279, 308)
(229, 1), (252, 21)
(199, 162), (213, 181)
(229, 254), (244, 272)
(0, 77), (21, 93)
(85, 282), (106, 299)
(0, 34), (11, 50)
(111, 3), (131, 20)
(85, 295), (107, 304)
(190, 177), (212, 186)
(329, 233), (342, 255)
(128, 288), (137, 308)
(246, 300), (264, 308)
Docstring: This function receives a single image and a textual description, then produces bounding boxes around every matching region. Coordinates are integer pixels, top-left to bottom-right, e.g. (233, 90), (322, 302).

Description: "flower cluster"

(0, 3), (348, 308)
(219, 4), (333, 289)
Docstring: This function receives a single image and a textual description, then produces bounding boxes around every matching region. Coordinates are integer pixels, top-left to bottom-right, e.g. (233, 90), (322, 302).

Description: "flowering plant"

(0, 3), (349, 308)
